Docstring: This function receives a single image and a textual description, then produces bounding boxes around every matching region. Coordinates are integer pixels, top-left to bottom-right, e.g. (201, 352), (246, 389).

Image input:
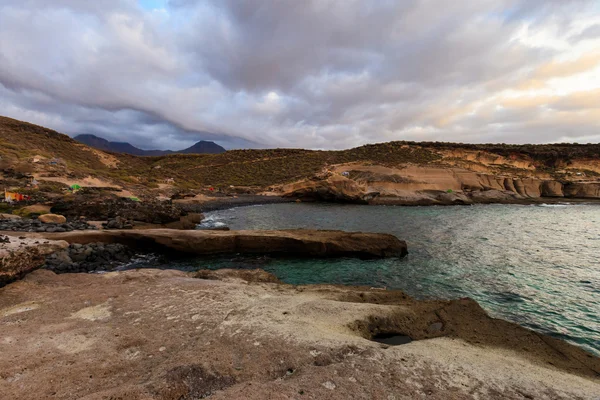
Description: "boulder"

(16, 204), (51, 217)
(51, 196), (184, 224)
(0, 236), (68, 286)
(38, 214), (67, 224)
(0, 213), (21, 220)
(102, 216), (134, 230)
(563, 183), (600, 198)
(5, 229), (408, 258)
(164, 213), (205, 230)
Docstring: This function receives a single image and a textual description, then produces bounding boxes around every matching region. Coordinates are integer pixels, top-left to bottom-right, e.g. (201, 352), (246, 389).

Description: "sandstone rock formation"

(3, 229), (408, 258)
(0, 268), (597, 399)
(17, 204), (51, 217)
(281, 173), (379, 203)
(280, 164), (600, 205)
(563, 182), (600, 198)
(38, 213), (67, 224)
(0, 236), (68, 286)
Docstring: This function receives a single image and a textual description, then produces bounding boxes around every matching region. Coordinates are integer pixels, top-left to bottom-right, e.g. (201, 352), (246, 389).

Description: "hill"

(2, 115), (600, 201)
(74, 134), (226, 156)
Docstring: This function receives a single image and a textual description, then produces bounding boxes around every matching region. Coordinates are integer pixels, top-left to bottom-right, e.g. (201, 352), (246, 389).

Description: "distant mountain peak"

(74, 134), (225, 156)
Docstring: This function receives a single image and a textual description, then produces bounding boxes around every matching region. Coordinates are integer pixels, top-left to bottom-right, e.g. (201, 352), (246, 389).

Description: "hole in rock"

(371, 333), (413, 346)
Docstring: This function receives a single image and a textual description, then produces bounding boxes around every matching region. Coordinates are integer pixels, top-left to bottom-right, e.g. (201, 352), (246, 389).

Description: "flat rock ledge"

(0, 268), (597, 399)
(2, 229), (408, 258)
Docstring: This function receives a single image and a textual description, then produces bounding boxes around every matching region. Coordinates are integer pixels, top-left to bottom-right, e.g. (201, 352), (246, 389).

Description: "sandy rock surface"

(38, 213), (67, 224)
(0, 269), (598, 399)
(1, 228), (408, 258)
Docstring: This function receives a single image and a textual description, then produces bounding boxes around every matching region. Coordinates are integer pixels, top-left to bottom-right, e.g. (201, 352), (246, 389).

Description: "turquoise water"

(168, 203), (600, 354)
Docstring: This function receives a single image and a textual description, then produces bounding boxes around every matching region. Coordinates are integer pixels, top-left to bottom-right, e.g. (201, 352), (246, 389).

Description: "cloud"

(0, 0), (599, 149)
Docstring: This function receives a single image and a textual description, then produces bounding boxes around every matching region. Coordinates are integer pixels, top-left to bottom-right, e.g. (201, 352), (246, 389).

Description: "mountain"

(74, 134), (225, 156)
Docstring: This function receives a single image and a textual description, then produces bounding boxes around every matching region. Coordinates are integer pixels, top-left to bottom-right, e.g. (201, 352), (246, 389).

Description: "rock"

(0, 213), (21, 220)
(44, 242), (135, 273)
(563, 183), (600, 198)
(16, 204), (52, 217)
(198, 226), (231, 231)
(0, 237), (68, 286)
(0, 219), (96, 232)
(51, 196), (184, 224)
(164, 213), (205, 230)
(6, 229), (409, 258)
(281, 174), (379, 204)
(0, 269), (597, 399)
(541, 181), (564, 197)
(103, 216), (134, 230)
(38, 214), (67, 224)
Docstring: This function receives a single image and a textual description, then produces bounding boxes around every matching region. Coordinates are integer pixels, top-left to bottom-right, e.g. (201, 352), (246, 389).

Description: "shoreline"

(178, 193), (600, 214)
(0, 268), (598, 399)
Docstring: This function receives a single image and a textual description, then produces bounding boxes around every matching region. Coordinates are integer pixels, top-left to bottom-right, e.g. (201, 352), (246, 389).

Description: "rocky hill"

(2, 115), (600, 204)
(74, 134), (225, 156)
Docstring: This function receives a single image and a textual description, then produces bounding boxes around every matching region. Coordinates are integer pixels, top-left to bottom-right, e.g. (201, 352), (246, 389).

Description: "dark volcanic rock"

(103, 216), (134, 230)
(51, 196), (184, 224)
(0, 218), (96, 232)
(44, 242), (135, 273)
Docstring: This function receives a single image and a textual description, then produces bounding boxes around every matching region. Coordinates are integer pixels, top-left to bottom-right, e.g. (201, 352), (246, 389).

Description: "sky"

(0, 0), (599, 150)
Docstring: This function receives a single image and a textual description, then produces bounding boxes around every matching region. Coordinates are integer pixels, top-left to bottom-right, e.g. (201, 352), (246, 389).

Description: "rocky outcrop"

(44, 242), (135, 273)
(541, 180), (564, 197)
(0, 235), (68, 286)
(38, 213), (67, 224)
(0, 269), (597, 399)
(322, 164), (600, 203)
(3, 229), (408, 258)
(191, 268), (282, 283)
(281, 173), (379, 203)
(51, 196), (185, 224)
(15, 204), (52, 217)
(164, 213), (204, 230)
(103, 216), (134, 230)
(0, 218), (96, 232)
(0, 214), (21, 220)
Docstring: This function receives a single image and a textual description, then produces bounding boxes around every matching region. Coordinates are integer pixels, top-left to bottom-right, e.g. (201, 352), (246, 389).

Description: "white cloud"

(0, 0), (598, 150)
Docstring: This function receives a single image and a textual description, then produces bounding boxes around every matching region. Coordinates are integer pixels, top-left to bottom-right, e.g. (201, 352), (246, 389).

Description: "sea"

(139, 202), (600, 355)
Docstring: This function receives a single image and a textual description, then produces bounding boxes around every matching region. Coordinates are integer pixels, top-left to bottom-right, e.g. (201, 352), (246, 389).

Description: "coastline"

(0, 268), (597, 399)
(177, 193), (600, 214)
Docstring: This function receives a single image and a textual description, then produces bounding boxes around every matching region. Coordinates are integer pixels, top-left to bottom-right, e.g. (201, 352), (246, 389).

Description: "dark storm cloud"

(0, 0), (598, 149)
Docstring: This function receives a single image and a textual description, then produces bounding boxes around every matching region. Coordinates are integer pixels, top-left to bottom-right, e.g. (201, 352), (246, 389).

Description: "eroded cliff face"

(281, 173), (379, 203)
(279, 160), (600, 205)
